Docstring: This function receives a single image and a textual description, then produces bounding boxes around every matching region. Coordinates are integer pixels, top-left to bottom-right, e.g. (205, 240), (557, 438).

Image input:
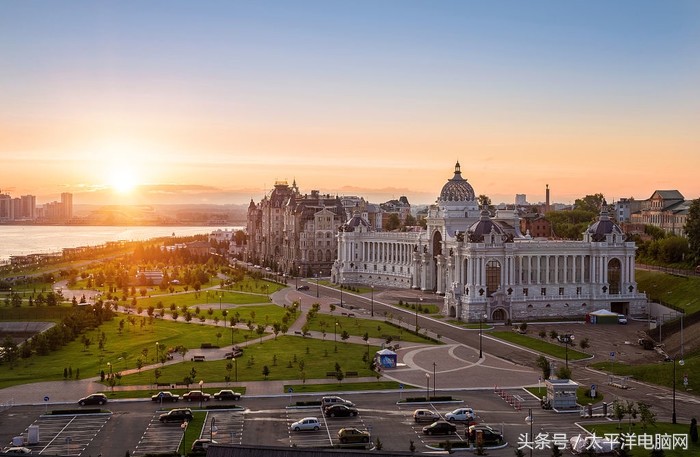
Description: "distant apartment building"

(515, 194), (528, 205)
(614, 198), (641, 223)
(0, 192), (38, 221)
(519, 213), (552, 238)
(630, 190), (690, 236)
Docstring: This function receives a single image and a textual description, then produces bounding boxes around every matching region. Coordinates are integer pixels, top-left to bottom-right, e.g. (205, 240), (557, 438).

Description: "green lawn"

(305, 314), (439, 344)
(636, 270), (700, 314)
(0, 317), (258, 389)
(589, 357), (699, 393)
(490, 331), (591, 360)
(117, 335), (381, 387)
(581, 421), (699, 457)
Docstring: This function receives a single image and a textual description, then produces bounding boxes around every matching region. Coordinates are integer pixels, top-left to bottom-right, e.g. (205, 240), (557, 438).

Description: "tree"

(262, 365), (270, 379)
(637, 401), (656, 431)
(625, 400), (638, 433)
(685, 198), (700, 265)
(478, 194), (492, 208)
(384, 213), (401, 231)
(574, 193), (605, 213)
(536, 356), (551, 380)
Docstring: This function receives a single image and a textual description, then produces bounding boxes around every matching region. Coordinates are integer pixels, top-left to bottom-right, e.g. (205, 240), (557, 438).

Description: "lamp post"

(181, 421), (188, 457)
(525, 408), (534, 457)
(219, 292), (222, 311)
(210, 416), (218, 441)
(155, 341), (159, 363)
(560, 334), (574, 370)
(672, 358), (676, 424)
(316, 271), (321, 298)
(232, 357), (238, 382)
(199, 380), (204, 408)
(340, 281), (343, 307)
(433, 362), (436, 397)
(479, 313), (488, 358)
(370, 285), (374, 317)
(425, 373), (430, 402)
(334, 321), (338, 343)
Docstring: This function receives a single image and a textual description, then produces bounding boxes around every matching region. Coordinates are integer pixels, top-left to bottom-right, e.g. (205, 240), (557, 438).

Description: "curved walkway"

(1, 285), (535, 406)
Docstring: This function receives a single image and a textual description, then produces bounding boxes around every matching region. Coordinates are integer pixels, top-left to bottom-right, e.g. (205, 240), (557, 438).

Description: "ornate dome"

(586, 207), (623, 236)
(439, 161), (475, 203)
(468, 209), (504, 237)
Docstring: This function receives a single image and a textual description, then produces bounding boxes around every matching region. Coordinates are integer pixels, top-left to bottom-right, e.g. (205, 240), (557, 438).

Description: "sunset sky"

(1, 1), (699, 207)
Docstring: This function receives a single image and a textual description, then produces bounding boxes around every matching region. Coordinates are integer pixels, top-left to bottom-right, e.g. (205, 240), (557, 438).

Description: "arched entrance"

(430, 230), (443, 292)
(491, 308), (508, 321)
(608, 258), (621, 294)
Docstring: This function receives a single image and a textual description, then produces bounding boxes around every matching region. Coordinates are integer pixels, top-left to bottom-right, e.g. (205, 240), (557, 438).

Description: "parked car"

(422, 420), (457, 435)
(291, 417), (321, 431)
(297, 285), (310, 291)
(324, 404), (359, 418)
(151, 391), (180, 402)
(321, 395), (355, 408)
(466, 425), (503, 444)
(338, 427), (370, 444)
(191, 438), (217, 453)
(412, 408), (440, 422)
(1, 447), (32, 455)
(159, 408), (193, 423)
(213, 389), (241, 401)
(618, 314), (628, 324)
(445, 407), (475, 422)
(182, 390), (211, 402)
(78, 393), (108, 406)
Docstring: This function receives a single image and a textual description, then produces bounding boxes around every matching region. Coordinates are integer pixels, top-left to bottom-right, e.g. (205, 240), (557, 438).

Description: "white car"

(445, 407), (475, 422)
(618, 314), (628, 324)
(291, 417), (321, 431)
(412, 408), (440, 422)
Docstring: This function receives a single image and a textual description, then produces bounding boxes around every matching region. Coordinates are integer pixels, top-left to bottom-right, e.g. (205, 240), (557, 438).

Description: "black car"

(78, 393), (107, 406)
(466, 425), (503, 444)
(159, 408), (194, 423)
(151, 391), (180, 402)
(324, 404), (359, 418)
(297, 285), (310, 291)
(213, 389), (241, 401)
(423, 420), (457, 435)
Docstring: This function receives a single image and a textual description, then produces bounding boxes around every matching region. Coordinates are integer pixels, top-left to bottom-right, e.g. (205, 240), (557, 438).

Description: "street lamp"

(371, 285), (374, 317)
(415, 296), (423, 332)
(199, 380), (204, 408)
(210, 416), (218, 441)
(425, 373), (430, 402)
(316, 271), (322, 298)
(233, 357), (238, 382)
(433, 362), (436, 397)
(340, 281), (343, 307)
(181, 421), (188, 457)
(219, 292), (222, 311)
(525, 408), (534, 457)
(560, 334), (574, 370)
(155, 341), (159, 364)
(479, 313), (488, 358)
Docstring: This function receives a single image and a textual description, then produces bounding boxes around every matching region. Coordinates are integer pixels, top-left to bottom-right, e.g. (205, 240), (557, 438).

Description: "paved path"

(0, 284), (536, 406)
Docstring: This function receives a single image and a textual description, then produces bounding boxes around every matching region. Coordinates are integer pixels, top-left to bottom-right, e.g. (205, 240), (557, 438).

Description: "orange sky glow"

(1, 2), (699, 207)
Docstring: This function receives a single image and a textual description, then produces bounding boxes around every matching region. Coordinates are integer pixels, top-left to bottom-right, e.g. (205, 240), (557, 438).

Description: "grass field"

(304, 314), (439, 344)
(490, 331), (591, 360)
(117, 335), (381, 387)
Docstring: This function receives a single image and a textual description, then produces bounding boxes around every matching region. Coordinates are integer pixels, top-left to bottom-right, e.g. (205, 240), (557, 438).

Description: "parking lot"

(132, 409), (246, 456)
(21, 413), (111, 456)
(287, 406), (370, 448)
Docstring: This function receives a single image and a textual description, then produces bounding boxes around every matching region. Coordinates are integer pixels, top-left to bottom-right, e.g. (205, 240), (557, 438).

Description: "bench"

(191, 355), (206, 362)
(346, 371), (358, 377)
(326, 372), (337, 377)
(156, 383), (171, 388)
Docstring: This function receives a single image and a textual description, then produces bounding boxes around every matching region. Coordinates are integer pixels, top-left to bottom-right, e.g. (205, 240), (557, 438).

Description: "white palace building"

(332, 162), (647, 322)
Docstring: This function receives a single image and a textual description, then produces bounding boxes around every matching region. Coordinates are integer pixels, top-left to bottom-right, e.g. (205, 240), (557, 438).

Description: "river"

(0, 225), (243, 262)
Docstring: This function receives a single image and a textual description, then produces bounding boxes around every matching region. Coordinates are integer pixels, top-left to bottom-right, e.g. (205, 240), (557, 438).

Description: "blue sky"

(1, 1), (699, 205)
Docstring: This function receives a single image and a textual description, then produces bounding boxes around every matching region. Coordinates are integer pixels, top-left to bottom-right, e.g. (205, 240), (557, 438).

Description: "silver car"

(291, 417), (321, 431)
